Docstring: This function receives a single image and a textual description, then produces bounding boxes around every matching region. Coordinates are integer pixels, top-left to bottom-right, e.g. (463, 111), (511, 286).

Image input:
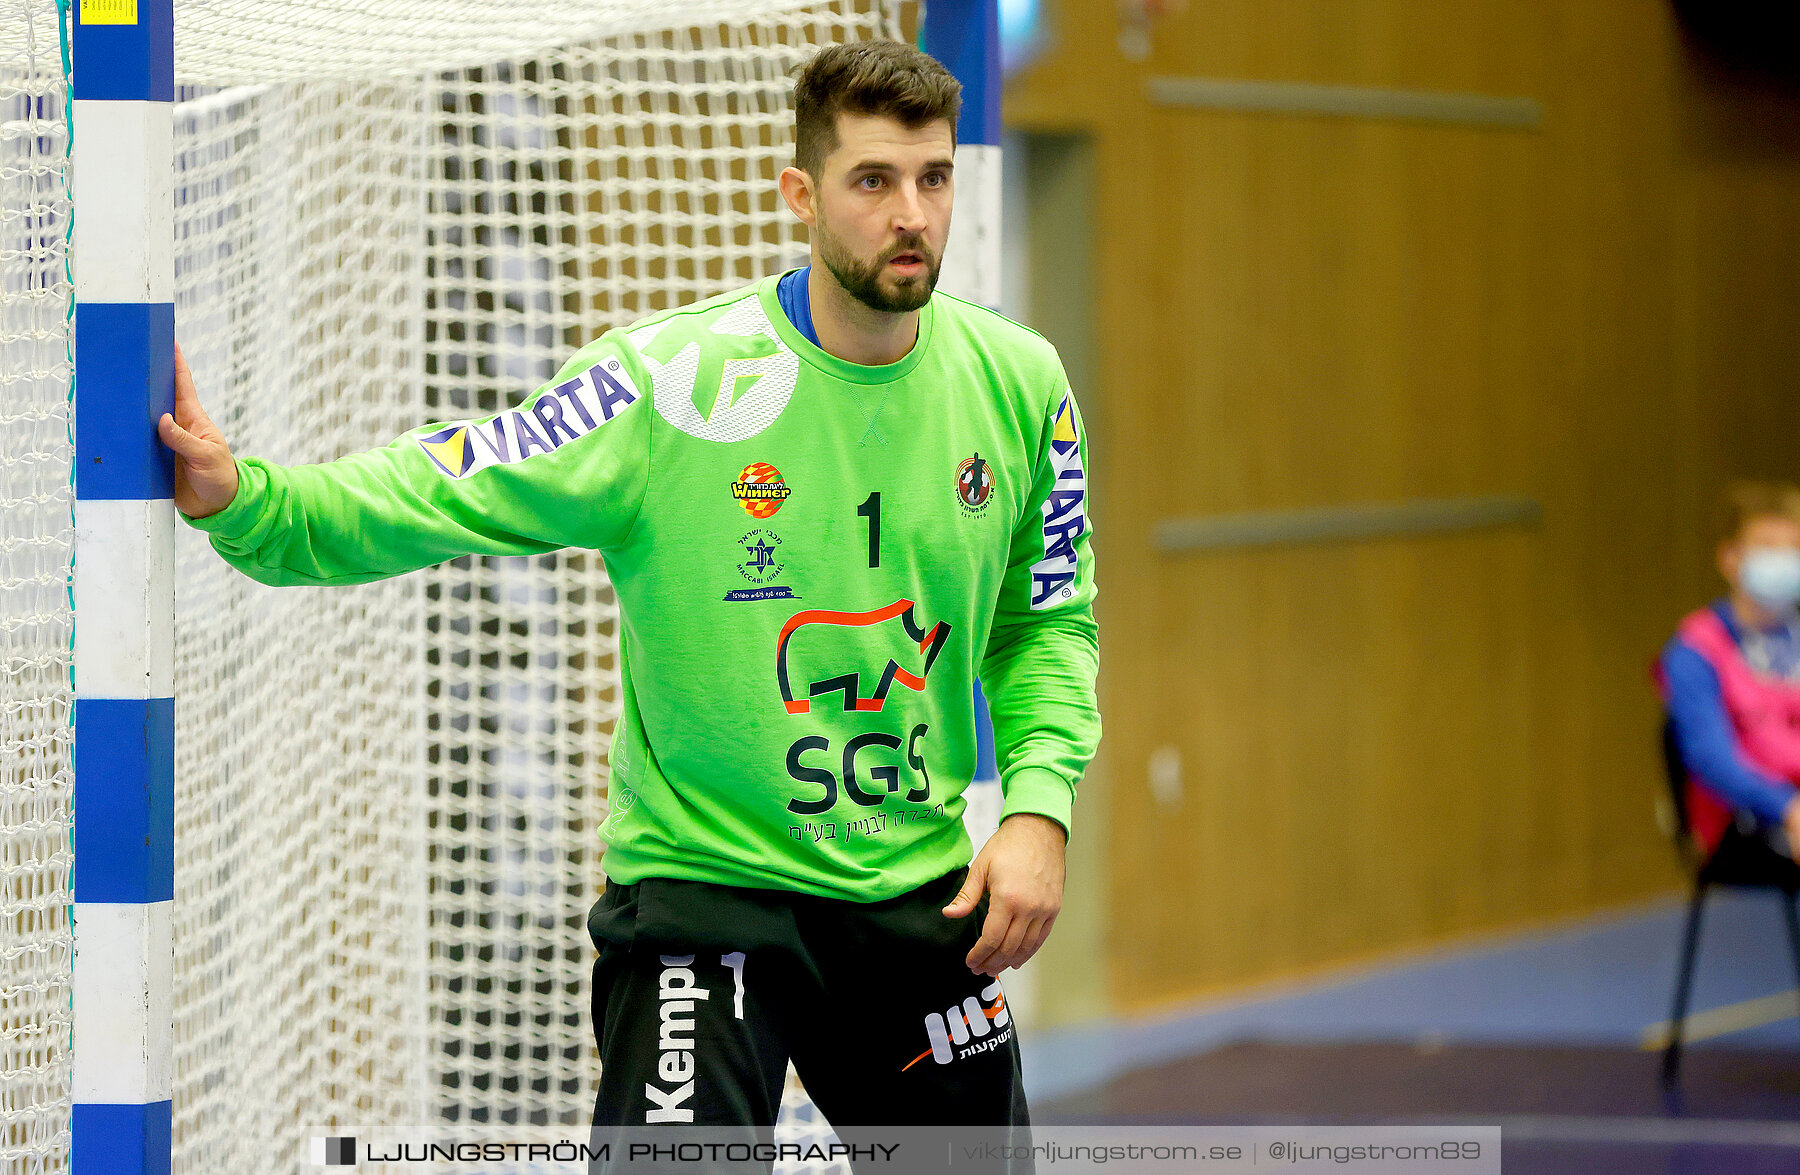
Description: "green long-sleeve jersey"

(189, 273), (1099, 901)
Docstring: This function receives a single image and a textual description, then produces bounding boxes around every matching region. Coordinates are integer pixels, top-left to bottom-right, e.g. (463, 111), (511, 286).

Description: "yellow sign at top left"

(81, 0), (138, 24)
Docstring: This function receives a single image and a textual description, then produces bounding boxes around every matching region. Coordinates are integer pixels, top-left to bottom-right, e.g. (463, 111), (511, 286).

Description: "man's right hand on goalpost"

(156, 342), (240, 520)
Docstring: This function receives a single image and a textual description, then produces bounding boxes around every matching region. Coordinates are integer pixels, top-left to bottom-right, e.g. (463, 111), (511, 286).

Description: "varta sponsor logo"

(416, 359), (640, 480)
(1030, 395), (1087, 608)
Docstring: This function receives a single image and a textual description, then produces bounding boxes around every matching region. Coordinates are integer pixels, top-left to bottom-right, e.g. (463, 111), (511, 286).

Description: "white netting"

(2, 1), (908, 1171)
(0, 2), (73, 1172)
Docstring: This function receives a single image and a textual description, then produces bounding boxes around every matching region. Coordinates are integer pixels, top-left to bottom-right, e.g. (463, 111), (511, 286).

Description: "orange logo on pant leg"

(902, 983), (1010, 1071)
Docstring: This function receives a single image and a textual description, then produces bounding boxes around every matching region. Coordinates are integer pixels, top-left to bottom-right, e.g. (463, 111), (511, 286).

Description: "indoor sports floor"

(1025, 892), (1800, 1174)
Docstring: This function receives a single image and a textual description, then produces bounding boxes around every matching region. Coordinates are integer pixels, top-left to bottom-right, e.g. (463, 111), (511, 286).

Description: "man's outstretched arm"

(157, 337), (652, 586)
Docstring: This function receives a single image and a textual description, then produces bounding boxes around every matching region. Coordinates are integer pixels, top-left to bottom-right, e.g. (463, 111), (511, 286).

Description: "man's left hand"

(942, 812), (1067, 976)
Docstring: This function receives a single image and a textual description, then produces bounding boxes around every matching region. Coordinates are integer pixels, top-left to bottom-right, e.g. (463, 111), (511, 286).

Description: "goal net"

(1, 0), (921, 1170)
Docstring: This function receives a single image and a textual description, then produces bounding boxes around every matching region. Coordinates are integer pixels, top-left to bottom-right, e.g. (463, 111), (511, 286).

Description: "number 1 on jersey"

(857, 491), (880, 568)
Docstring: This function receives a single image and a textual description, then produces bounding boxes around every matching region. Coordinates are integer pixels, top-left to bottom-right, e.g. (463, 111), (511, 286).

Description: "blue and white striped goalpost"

(69, 1), (176, 1173)
(924, 0), (1002, 314)
(922, 0), (1008, 831)
(41, 3), (995, 1171)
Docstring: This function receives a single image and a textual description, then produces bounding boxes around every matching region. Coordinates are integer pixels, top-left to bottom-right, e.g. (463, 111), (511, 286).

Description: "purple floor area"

(1036, 1041), (1800, 1174)
(1038, 1041), (1800, 1122)
(1023, 891), (1800, 1174)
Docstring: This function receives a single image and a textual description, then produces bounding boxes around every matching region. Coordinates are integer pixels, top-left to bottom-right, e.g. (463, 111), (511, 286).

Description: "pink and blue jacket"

(1659, 603), (1800, 853)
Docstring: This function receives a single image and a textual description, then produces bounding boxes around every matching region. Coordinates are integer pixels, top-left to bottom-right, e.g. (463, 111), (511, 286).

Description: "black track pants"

(586, 870), (1030, 1172)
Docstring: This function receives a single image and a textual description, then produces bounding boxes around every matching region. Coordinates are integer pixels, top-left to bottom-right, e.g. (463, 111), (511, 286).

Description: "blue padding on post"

(73, 697), (174, 905)
(75, 302), (175, 502)
(73, 1101), (173, 1175)
(922, 0), (1001, 146)
(72, 0), (174, 103)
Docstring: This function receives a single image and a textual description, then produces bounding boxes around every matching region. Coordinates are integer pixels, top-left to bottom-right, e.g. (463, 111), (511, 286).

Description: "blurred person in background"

(1660, 481), (1800, 860)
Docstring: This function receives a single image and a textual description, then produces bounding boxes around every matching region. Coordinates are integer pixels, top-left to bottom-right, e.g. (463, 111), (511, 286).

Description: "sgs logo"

(785, 724), (931, 816)
(774, 600), (950, 817)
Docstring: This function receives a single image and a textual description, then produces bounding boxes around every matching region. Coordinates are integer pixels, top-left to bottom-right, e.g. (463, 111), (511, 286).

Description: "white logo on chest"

(629, 297), (800, 443)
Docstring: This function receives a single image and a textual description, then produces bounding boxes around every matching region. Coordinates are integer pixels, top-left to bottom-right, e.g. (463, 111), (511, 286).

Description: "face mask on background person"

(1740, 546), (1800, 613)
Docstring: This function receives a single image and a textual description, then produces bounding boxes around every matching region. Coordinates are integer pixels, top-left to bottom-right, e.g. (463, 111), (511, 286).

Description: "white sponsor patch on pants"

(645, 953), (708, 1122)
(920, 979), (1011, 1066)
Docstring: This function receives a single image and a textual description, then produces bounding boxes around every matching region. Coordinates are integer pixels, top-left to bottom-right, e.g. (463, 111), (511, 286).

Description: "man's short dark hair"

(793, 40), (962, 177)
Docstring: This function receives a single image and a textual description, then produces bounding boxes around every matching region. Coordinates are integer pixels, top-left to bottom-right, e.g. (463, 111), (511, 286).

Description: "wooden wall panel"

(1007, 1), (1800, 1012)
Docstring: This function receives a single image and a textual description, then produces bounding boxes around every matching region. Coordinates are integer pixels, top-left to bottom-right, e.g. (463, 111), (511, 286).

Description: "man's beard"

(815, 217), (940, 314)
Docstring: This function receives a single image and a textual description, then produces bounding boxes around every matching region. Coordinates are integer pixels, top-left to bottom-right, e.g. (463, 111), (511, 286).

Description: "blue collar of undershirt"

(776, 265), (818, 347)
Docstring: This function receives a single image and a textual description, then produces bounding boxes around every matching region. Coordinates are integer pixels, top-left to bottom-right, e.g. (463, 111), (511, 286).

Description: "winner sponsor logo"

(732, 462), (792, 519)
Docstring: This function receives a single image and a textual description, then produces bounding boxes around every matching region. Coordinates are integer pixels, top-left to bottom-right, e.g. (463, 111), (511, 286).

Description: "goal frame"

(64, 3), (1002, 1172)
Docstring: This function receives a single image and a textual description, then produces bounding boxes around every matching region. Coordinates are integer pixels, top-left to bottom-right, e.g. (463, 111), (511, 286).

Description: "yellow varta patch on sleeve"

(417, 357), (641, 480)
(1031, 392), (1088, 609)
